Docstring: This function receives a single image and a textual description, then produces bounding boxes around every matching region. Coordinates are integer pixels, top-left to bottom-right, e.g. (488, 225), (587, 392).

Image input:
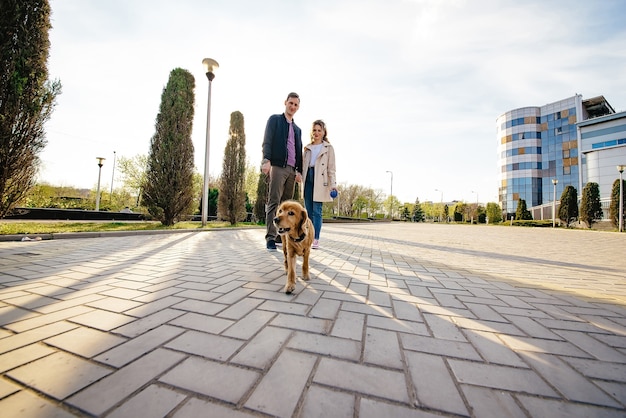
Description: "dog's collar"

(290, 232), (307, 243)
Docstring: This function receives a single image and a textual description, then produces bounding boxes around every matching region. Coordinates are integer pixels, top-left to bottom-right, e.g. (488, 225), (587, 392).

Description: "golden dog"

(273, 200), (314, 294)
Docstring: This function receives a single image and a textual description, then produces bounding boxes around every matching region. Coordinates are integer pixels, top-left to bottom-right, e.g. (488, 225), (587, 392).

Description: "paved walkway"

(0, 223), (625, 417)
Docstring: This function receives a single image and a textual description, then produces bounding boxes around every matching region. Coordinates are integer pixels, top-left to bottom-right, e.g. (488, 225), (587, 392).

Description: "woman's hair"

(310, 119), (329, 142)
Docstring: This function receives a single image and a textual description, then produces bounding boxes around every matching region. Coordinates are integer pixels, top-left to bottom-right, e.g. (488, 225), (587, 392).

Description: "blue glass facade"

(497, 96), (582, 217)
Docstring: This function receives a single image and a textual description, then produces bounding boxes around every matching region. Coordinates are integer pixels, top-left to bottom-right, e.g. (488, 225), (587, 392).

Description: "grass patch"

(0, 221), (261, 235)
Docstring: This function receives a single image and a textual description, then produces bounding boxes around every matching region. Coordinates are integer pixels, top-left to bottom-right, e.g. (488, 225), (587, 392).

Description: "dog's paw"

(285, 284), (296, 294)
(302, 274), (310, 281)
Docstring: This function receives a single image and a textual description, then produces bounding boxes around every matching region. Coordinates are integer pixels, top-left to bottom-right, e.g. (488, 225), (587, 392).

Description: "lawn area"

(0, 221), (260, 235)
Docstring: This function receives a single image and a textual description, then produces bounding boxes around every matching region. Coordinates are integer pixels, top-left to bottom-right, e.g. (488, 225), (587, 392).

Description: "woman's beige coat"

(302, 141), (337, 202)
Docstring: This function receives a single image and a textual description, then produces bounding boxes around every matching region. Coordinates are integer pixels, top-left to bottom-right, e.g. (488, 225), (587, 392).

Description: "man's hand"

(261, 160), (271, 175)
(295, 172), (303, 183)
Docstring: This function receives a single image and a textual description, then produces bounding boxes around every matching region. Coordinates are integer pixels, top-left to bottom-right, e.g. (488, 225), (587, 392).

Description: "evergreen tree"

(609, 178), (625, 229)
(218, 111), (247, 224)
(254, 172), (268, 224)
(412, 197), (425, 222)
(142, 68), (196, 225)
(486, 202), (503, 224)
(558, 185), (578, 227)
(0, 0), (61, 217)
(579, 182), (602, 228)
(515, 199), (532, 220)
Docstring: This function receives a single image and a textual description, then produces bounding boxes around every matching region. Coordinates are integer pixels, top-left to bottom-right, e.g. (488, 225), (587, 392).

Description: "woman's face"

(312, 124), (325, 141)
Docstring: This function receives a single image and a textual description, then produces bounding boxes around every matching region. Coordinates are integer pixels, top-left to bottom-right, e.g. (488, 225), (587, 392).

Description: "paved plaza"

(0, 222), (625, 417)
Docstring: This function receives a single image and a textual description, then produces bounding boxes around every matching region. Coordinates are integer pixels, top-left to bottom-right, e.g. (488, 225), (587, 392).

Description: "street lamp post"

(386, 170), (393, 219)
(110, 151), (116, 204)
(618, 165), (625, 233)
(95, 157), (105, 211)
(201, 58), (219, 227)
(552, 178), (558, 228)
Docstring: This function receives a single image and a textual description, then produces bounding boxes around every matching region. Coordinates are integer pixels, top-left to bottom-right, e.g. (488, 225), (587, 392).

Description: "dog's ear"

(298, 207), (309, 235)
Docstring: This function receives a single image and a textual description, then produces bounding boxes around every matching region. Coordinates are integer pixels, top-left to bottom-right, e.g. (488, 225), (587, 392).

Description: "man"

(261, 92), (303, 251)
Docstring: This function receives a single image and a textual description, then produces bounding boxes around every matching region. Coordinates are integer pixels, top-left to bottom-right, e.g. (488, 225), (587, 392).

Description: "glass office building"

(497, 95), (615, 217)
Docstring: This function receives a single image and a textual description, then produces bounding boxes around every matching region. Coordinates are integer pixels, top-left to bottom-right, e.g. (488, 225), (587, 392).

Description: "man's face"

(284, 97), (300, 118)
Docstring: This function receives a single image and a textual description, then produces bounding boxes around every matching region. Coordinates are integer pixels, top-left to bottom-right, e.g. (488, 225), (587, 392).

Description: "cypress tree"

(218, 111), (247, 224)
(558, 185), (578, 227)
(0, 0), (61, 217)
(515, 199), (532, 220)
(142, 68), (196, 226)
(609, 178), (625, 229)
(579, 182), (602, 228)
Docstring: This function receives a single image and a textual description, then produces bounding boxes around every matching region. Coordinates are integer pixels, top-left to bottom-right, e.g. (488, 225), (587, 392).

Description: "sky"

(40, 0), (626, 205)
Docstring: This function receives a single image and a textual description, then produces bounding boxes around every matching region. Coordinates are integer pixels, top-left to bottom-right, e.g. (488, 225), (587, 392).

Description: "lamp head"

(96, 157), (105, 167)
(202, 58), (219, 81)
(618, 165), (625, 174)
(552, 178), (558, 185)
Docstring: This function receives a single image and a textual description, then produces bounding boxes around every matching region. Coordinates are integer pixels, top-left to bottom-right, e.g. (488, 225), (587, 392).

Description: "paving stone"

(4, 305), (93, 333)
(68, 308), (136, 331)
(124, 294), (183, 318)
(463, 329), (528, 367)
(367, 315), (428, 335)
(7, 351), (112, 400)
(168, 312), (233, 334)
(44, 326), (126, 357)
(0, 377), (20, 398)
(359, 398), (443, 418)
(503, 313), (563, 339)
(453, 316), (526, 336)
(69, 348), (185, 415)
(271, 313), (332, 334)
(300, 384), (354, 418)
(172, 397), (259, 418)
(308, 297), (341, 319)
(313, 357), (410, 403)
(554, 330), (626, 362)
(106, 384), (186, 418)
(245, 350), (317, 417)
(519, 351), (622, 408)
(364, 327), (403, 369)
(160, 356), (259, 404)
(447, 359), (558, 396)
(231, 326), (292, 369)
(331, 310), (364, 341)
(287, 331), (361, 361)
(0, 343), (55, 373)
(423, 313), (467, 342)
(517, 393), (626, 418)
(498, 334), (591, 357)
(85, 296), (143, 313)
(0, 390), (78, 418)
(95, 324), (183, 367)
(0, 321), (78, 354)
(113, 308), (185, 337)
(221, 309), (276, 340)
(563, 357), (626, 382)
(165, 330), (243, 360)
(460, 385), (527, 418)
(405, 351), (468, 416)
(170, 298), (227, 316)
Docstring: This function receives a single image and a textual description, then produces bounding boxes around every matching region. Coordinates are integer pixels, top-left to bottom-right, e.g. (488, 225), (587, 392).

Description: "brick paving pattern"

(0, 223), (625, 417)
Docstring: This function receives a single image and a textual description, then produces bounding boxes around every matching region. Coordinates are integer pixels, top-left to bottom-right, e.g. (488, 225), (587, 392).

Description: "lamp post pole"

(386, 170), (393, 219)
(110, 151), (116, 204)
(201, 58), (219, 227)
(618, 165), (625, 233)
(95, 157), (105, 211)
(471, 190), (478, 224)
(552, 178), (558, 228)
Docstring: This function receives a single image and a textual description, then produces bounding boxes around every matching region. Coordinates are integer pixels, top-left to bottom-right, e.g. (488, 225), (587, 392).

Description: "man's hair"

(286, 92), (300, 101)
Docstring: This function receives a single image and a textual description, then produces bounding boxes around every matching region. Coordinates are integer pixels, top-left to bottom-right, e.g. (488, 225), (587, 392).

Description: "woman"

(302, 120), (337, 249)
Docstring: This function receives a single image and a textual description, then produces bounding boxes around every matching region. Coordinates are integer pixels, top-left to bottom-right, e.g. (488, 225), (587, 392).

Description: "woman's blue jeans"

(304, 169), (323, 240)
